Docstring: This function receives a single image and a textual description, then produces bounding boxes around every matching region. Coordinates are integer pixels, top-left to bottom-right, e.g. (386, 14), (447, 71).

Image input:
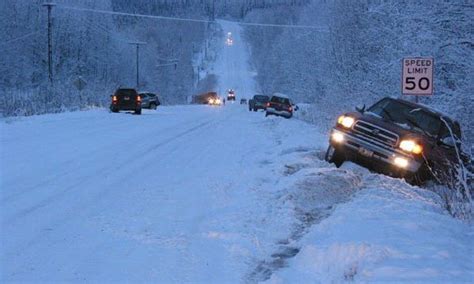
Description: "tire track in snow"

(246, 157), (363, 282)
(1, 112), (212, 204)
(3, 116), (216, 226)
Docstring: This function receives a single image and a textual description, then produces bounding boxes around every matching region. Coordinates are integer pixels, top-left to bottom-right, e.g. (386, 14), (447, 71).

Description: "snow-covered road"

(1, 20), (472, 283)
(1, 20), (325, 282)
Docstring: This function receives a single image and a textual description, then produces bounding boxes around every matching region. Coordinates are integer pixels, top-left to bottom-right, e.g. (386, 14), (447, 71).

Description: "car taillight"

(137, 96), (141, 103)
(112, 95), (117, 103)
(288, 106), (293, 112)
(266, 102), (270, 107)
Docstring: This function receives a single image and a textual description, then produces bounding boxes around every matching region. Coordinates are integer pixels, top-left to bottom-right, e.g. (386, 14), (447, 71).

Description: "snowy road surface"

(1, 105), (324, 282)
(1, 20), (472, 283)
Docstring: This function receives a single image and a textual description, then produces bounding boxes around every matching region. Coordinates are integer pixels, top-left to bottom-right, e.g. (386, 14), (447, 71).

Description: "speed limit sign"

(402, 57), (433, 96)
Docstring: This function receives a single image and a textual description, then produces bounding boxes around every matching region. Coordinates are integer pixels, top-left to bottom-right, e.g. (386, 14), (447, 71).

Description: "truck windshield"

(368, 99), (444, 137)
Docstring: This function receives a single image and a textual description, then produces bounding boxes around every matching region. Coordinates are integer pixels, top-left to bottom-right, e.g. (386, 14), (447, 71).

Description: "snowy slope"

(1, 20), (472, 283)
(267, 166), (474, 283)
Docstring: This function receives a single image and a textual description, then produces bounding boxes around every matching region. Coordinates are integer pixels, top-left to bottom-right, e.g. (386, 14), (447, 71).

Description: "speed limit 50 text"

(402, 57), (433, 96)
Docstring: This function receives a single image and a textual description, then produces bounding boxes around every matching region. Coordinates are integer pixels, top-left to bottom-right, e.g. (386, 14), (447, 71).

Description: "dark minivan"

(110, 88), (142, 115)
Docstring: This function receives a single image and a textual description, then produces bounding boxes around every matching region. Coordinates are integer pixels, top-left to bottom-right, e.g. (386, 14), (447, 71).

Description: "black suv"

(139, 92), (161, 109)
(325, 97), (469, 184)
(248, 95), (269, 111)
(110, 88), (142, 115)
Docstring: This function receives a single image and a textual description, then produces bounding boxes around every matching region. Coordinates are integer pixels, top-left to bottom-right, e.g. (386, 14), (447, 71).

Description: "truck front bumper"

(330, 128), (422, 174)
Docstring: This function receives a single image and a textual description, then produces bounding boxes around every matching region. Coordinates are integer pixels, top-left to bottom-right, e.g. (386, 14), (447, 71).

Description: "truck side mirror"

(440, 136), (459, 148)
(355, 104), (366, 113)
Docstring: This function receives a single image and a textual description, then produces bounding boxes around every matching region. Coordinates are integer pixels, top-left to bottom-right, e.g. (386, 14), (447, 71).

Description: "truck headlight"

(399, 140), (423, 154)
(394, 157), (409, 168)
(332, 132), (344, 143)
(337, 115), (355, 128)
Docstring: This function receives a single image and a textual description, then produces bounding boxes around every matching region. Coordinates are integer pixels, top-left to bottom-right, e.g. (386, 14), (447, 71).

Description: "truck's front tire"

(325, 145), (344, 168)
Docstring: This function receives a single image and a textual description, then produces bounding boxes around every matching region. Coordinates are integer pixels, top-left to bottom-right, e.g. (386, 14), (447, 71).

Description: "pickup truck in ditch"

(325, 97), (470, 185)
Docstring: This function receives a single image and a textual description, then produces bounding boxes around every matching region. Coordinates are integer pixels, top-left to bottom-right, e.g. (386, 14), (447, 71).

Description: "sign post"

(402, 57), (434, 102)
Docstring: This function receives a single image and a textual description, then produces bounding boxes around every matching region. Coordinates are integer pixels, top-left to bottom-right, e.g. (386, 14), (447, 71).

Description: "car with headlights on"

(325, 97), (469, 184)
(227, 89), (236, 101)
(208, 97), (222, 106)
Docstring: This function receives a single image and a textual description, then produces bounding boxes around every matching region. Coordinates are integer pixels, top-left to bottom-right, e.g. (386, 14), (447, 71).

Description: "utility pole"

(42, 2), (56, 85)
(211, 0), (216, 21)
(129, 41), (146, 89)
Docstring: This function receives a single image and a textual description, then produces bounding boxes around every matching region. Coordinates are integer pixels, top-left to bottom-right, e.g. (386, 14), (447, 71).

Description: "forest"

(1, 0), (472, 145)
(244, 0), (473, 144)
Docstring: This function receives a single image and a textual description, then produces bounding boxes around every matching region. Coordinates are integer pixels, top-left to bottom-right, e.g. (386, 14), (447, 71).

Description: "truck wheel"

(149, 103), (157, 110)
(253, 108), (257, 112)
(406, 164), (431, 185)
(325, 145), (344, 168)
(135, 109), (142, 115)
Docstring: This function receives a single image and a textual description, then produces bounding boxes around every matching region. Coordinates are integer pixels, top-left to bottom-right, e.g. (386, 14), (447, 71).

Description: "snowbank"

(268, 171), (474, 283)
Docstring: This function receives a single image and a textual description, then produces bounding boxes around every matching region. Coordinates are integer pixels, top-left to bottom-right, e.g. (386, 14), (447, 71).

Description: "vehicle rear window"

(116, 89), (137, 97)
(255, 95), (269, 102)
(271, 96), (290, 105)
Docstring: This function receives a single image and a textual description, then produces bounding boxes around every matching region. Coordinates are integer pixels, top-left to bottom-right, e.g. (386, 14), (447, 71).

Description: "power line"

(74, 16), (131, 44)
(0, 31), (41, 47)
(57, 5), (328, 31)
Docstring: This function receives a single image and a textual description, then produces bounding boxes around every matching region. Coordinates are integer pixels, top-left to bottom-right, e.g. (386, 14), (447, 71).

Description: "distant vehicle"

(139, 92), (161, 109)
(110, 88), (142, 115)
(226, 32), (233, 46)
(248, 95), (270, 112)
(240, 98), (247, 104)
(265, 93), (297, 118)
(325, 97), (470, 185)
(227, 89), (236, 101)
(208, 97), (222, 106)
(192, 92), (219, 104)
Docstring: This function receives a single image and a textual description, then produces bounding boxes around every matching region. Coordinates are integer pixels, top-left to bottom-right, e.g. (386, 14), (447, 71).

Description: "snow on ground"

(0, 105), (328, 282)
(267, 165), (474, 283)
(1, 20), (473, 283)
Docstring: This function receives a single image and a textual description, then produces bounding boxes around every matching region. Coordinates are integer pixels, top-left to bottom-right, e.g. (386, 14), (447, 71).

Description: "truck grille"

(352, 120), (399, 147)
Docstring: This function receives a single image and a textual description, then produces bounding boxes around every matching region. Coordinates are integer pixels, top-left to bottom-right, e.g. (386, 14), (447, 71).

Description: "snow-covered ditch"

(265, 161), (474, 283)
